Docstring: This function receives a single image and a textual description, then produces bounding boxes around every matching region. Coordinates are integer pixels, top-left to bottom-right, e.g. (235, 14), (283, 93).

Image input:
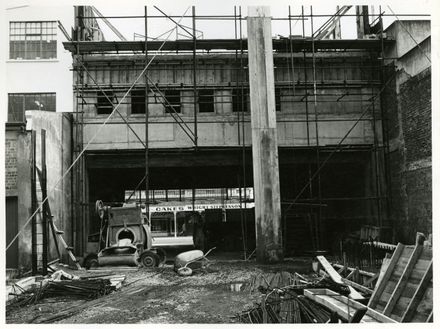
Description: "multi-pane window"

(232, 88), (249, 112)
(198, 89), (215, 113)
(9, 21), (57, 60)
(8, 93), (56, 122)
(96, 91), (115, 115)
(131, 89), (146, 114)
(164, 90), (181, 113)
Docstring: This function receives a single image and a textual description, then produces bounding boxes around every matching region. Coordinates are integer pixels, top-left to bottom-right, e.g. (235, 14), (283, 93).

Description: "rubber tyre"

(139, 250), (160, 268)
(177, 267), (193, 276)
(84, 254), (99, 269)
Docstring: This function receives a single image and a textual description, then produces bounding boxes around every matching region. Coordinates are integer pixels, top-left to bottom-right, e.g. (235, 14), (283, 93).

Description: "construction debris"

(316, 255), (364, 300)
(6, 270), (126, 314)
(237, 232), (433, 324)
(367, 234), (433, 322)
(236, 288), (334, 323)
(304, 288), (396, 323)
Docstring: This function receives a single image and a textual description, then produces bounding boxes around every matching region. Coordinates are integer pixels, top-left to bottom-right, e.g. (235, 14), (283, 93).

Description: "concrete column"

(247, 7), (283, 263)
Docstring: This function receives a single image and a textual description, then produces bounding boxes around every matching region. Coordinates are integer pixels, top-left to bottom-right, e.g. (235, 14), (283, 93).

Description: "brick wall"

(387, 68), (431, 243)
(5, 136), (18, 193)
(400, 69), (431, 162)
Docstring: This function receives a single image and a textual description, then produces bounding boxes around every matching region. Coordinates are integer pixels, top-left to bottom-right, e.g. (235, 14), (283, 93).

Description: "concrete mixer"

(83, 201), (165, 269)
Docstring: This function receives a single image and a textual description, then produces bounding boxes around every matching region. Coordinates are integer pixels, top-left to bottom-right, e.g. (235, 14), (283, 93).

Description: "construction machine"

(83, 201), (165, 269)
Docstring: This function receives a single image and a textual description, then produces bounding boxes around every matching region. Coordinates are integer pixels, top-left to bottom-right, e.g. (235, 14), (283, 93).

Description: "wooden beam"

(349, 308), (368, 323)
(304, 289), (367, 322)
(383, 243), (424, 316)
(316, 256), (364, 300)
(345, 269), (356, 280)
(342, 278), (373, 294)
(401, 260), (433, 322)
(364, 308), (398, 323)
(332, 263), (376, 277)
(368, 243), (404, 308)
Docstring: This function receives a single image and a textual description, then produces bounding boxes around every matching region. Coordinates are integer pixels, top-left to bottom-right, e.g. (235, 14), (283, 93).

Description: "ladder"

(51, 221), (83, 270)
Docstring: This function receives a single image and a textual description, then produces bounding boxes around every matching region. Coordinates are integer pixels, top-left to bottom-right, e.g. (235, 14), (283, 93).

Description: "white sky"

(4, 0), (432, 41)
(90, 0), (432, 41)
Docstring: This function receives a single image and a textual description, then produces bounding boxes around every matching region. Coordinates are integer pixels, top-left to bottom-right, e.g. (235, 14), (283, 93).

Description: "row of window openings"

(95, 89), (282, 115)
(9, 21), (57, 60)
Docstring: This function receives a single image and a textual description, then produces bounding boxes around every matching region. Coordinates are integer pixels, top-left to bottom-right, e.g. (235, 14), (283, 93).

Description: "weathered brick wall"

(387, 68), (431, 244)
(5, 136), (18, 193)
(400, 69), (431, 162)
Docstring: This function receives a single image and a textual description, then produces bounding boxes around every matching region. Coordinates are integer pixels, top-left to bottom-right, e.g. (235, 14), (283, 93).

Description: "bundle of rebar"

(41, 278), (114, 299)
(236, 289), (332, 323)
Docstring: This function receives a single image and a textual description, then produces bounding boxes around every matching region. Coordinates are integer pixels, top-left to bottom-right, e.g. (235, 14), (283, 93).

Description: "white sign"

(149, 202), (255, 213)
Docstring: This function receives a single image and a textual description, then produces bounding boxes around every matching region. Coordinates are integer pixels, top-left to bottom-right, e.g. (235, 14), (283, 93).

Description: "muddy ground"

(6, 252), (313, 324)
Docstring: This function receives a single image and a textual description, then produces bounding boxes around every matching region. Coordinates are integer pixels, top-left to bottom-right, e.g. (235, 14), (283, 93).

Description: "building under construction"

(5, 5), (432, 270)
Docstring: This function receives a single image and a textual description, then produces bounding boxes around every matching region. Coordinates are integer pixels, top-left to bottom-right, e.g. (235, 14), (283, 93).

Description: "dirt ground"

(6, 252), (313, 324)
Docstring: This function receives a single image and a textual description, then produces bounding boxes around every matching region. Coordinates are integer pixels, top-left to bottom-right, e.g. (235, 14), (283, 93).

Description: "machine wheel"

(177, 267), (193, 276)
(83, 254), (99, 269)
(139, 250), (160, 268)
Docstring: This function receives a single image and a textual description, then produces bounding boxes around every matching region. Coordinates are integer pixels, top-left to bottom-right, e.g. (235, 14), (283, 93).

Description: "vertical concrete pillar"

(247, 7), (283, 263)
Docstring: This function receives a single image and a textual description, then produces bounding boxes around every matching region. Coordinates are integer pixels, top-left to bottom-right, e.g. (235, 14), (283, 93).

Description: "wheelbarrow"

(174, 247), (216, 276)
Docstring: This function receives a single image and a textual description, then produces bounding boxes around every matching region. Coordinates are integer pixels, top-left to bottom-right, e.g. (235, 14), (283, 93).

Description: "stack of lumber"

(368, 235), (433, 322)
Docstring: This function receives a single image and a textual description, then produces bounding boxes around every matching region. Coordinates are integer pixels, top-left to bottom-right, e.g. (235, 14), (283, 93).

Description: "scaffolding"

(65, 5), (427, 260)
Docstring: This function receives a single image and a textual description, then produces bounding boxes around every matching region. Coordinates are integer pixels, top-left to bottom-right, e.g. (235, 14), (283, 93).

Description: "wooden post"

(31, 130), (37, 275)
(247, 6), (283, 263)
(41, 129), (48, 275)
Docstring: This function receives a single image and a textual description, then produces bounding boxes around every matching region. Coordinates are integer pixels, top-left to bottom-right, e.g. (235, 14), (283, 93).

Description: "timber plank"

(304, 289), (397, 323)
(368, 243), (404, 309)
(365, 308), (398, 323)
(316, 256), (364, 300)
(303, 289), (367, 322)
(383, 244), (424, 316)
(401, 260), (433, 322)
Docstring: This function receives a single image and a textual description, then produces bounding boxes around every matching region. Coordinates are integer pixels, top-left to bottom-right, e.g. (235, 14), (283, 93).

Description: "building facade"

(4, 5), (74, 270)
(4, 5), (432, 269)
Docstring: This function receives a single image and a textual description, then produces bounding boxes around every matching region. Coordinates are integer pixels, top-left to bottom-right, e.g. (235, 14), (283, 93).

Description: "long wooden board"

(316, 256), (364, 300)
(304, 288), (397, 323)
(367, 236), (432, 322)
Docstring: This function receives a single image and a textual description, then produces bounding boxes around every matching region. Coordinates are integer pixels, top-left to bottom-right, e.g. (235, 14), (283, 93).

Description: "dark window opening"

(198, 89), (215, 113)
(131, 89), (146, 114)
(9, 21), (57, 60)
(275, 88), (281, 112)
(164, 90), (181, 113)
(96, 91), (115, 115)
(232, 88), (248, 112)
(8, 93), (56, 122)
